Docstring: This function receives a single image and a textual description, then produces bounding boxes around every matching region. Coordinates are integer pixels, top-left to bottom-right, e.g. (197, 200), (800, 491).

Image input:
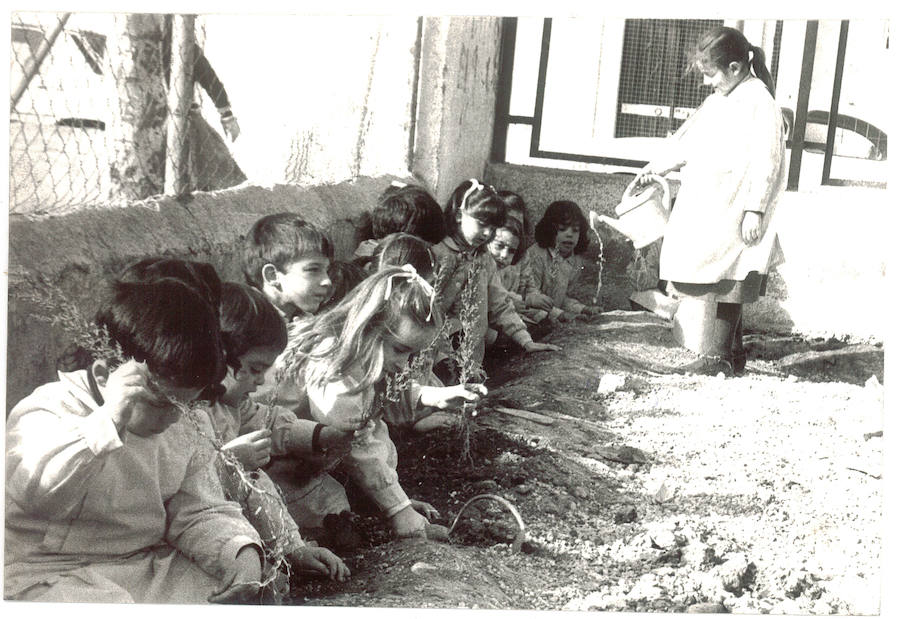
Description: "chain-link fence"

(10, 12), (245, 215)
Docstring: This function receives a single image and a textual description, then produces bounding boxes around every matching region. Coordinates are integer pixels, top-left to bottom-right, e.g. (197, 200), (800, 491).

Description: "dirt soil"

(289, 310), (884, 614)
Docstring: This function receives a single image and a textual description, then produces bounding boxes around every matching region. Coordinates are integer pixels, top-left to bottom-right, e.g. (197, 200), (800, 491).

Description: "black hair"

(119, 256), (222, 311)
(242, 213), (334, 290)
(375, 232), (436, 281)
(219, 282), (288, 370)
(96, 277), (227, 390)
(692, 26), (776, 98)
(494, 214), (528, 266)
(374, 183), (446, 244)
(443, 179), (507, 235)
(320, 260), (367, 312)
(534, 200), (590, 255)
(497, 190), (532, 238)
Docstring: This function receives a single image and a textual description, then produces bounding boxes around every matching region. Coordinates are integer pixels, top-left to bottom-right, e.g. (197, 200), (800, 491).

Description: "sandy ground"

(289, 310), (884, 613)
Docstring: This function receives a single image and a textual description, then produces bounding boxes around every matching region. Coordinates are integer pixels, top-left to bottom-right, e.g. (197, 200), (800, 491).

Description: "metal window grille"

(614, 18), (722, 139)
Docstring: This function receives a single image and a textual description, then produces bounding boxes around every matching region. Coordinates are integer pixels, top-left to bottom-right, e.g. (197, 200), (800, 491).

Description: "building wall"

(414, 16), (502, 202)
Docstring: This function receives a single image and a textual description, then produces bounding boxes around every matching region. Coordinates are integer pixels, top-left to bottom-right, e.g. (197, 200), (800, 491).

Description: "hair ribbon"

(383, 264), (436, 321)
(461, 178), (483, 211)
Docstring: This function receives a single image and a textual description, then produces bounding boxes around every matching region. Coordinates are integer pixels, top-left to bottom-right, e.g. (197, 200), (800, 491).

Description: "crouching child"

(5, 265), (264, 604)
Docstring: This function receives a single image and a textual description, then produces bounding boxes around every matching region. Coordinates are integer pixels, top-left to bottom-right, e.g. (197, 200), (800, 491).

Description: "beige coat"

(5, 370), (260, 602)
(657, 77), (786, 284)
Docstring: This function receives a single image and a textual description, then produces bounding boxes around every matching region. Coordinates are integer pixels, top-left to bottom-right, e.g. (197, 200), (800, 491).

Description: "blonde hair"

(282, 266), (441, 395)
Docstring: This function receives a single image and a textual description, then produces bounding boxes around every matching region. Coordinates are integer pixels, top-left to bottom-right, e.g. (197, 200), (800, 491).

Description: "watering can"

(590, 174), (671, 249)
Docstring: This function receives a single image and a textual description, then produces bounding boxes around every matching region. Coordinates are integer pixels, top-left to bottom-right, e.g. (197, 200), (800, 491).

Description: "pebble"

(717, 553), (756, 594)
(472, 479), (501, 492)
(686, 602), (727, 613)
(410, 562), (439, 574)
(615, 506), (638, 524)
(597, 373), (627, 394)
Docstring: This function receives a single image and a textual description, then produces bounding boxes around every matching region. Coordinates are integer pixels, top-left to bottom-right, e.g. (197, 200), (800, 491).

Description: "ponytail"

(749, 45), (776, 98)
(694, 27), (776, 99)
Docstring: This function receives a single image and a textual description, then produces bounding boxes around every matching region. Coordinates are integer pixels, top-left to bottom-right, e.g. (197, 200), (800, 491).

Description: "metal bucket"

(593, 174), (671, 249)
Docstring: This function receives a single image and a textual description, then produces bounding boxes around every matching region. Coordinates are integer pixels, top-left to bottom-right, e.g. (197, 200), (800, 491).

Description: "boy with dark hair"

(5, 267), (264, 604)
(242, 212), (334, 320)
(242, 213), (359, 549)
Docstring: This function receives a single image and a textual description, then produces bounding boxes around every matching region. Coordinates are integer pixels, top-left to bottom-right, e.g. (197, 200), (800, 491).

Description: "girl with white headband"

(432, 179), (560, 384)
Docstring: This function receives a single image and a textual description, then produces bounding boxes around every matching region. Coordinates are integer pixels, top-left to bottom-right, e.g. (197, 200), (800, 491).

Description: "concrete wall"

(7, 14), (507, 411)
(485, 162), (889, 342)
(413, 16), (502, 203)
(6, 176), (403, 411)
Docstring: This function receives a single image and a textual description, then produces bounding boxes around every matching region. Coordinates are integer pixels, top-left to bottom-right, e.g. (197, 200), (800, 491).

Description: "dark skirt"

(669, 271), (768, 304)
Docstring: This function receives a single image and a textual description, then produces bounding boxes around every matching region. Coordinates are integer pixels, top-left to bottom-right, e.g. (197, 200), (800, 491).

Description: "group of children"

(5, 178), (601, 604)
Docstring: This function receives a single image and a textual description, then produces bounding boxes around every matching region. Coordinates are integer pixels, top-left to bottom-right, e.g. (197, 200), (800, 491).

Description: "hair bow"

(383, 264), (436, 321)
(461, 178), (484, 211)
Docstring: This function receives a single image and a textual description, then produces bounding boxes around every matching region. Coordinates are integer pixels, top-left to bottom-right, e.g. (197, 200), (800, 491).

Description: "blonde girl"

(432, 179), (559, 384)
(283, 266), (485, 539)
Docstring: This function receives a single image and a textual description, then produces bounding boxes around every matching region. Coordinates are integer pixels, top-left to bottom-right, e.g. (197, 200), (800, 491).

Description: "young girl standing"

(525, 200), (603, 323)
(282, 266), (485, 539)
(204, 282), (349, 582)
(432, 179), (559, 383)
(628, 26), (786, 376)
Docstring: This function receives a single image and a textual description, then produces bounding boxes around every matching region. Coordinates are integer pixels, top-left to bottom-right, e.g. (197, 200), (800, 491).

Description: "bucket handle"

(625, 173), (671, 212)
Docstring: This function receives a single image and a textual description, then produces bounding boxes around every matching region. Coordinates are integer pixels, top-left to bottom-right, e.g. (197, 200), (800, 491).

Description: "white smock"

(657, 77), (787, 284)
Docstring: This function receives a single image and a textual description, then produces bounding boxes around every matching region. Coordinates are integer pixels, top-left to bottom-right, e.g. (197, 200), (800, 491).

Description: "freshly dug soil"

(290, 311), (883, 614)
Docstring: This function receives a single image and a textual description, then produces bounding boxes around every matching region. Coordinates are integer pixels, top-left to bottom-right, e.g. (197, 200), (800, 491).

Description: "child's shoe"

(731, 349), (747, 375)
(675, 355), (733, 377)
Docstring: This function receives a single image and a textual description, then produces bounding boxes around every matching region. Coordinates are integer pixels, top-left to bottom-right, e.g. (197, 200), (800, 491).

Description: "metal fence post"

(165, 14), (195, 197)
(10, 13), (71, 113)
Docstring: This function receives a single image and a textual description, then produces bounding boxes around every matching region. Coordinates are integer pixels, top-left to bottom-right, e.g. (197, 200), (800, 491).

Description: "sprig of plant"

(171, 399), (292, 601)
(14, 275), (125, 366)
(438, 256), (487, 466)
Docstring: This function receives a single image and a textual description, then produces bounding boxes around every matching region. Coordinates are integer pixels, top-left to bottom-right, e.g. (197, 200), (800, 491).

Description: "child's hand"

(523, 341), (561, 353)
(220, 114), (241, 142)
(582, 305), (603, 317)
(411, 499), (440, 521)
(525, 292), (555, 313)
(290, 546), (350, 582)
(557, 311), (577, 323)
(741, 211), (763, 245)
(419, 384), (487, 410)
(222, 429), (272, 470)
(103, 360), (171, 433)
(390, 504), (429, 539)
(513, 297), (526, 312)
(411, 412), (457, 433)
